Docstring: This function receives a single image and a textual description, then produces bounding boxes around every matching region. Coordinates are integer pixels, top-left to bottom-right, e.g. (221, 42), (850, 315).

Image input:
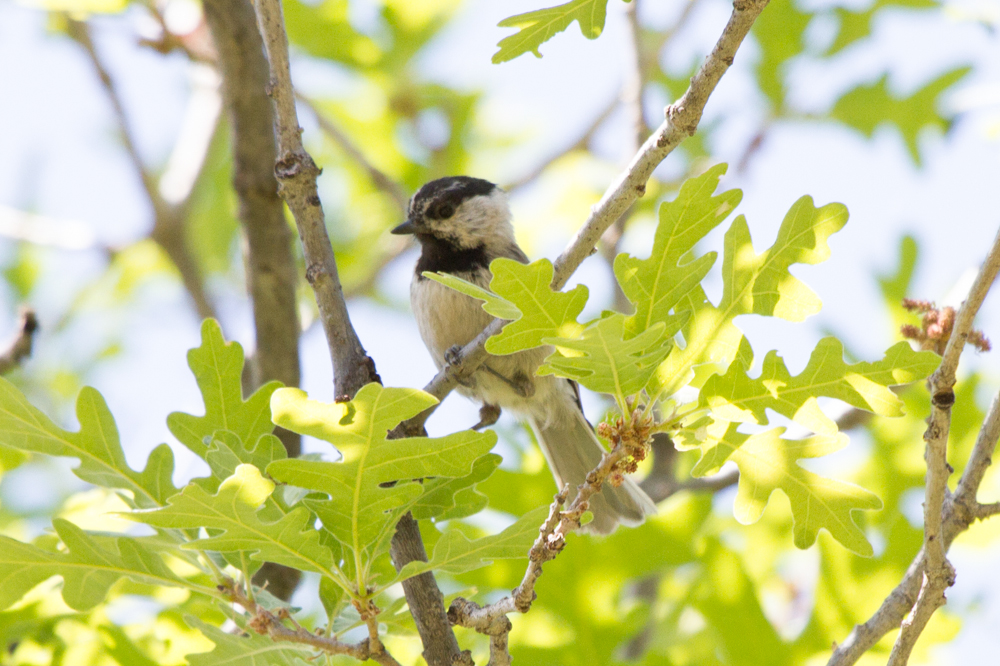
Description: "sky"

(1, 0), (1000, 659)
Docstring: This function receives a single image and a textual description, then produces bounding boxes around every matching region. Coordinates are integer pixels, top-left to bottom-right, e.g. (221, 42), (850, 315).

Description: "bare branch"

(830, 225), (1000, 666)
(449, 417), (644, 663)
(390, 513), (472, 666)
(0, 309), (39, 375)
(397, 0), (772, 438)
(252, 5), (462, 659)
(886, 224), (1000, 665)
(937, 228), (1000, 385)
(68, 20), (218, 322)
(297, 94), (409, 213)
(252, 0), (379, 401)
(221, 578), (402, 665)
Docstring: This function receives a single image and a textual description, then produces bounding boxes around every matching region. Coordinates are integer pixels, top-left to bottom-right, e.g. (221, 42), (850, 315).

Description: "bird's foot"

(482, 364), (535, 399)
(472, 403), (501, 430)
(445, 345), (475, 388)
(445, 344), (463, 367)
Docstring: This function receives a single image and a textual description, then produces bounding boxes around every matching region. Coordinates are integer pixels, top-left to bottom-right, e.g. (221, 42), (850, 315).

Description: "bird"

(392, 175), (657, 534)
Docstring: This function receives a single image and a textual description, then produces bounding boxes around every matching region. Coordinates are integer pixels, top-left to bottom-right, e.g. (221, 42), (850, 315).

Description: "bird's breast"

(410, 271), (495, 368)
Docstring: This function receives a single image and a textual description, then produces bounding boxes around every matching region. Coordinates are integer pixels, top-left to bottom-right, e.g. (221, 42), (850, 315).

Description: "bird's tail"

(529, 400), (657, 535)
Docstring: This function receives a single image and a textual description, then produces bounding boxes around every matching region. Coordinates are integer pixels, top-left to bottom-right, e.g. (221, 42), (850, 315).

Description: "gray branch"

(202, 0), (301, 450)
(252, 0), (378, 401)
(830, 224), (1000, 666)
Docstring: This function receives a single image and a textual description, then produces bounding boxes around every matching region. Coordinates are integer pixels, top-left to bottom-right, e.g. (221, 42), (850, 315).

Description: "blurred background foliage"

(0, 0), (999, 663)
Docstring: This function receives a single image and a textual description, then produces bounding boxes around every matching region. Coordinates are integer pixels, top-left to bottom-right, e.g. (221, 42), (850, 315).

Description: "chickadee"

(392, 176), (657, 534)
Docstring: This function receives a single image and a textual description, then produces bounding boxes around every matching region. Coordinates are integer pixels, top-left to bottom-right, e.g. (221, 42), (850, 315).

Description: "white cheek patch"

(442, 190), (515, 249)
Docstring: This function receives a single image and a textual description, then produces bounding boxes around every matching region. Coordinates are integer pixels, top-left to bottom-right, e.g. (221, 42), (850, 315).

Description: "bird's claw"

(446, 345), (476, 388)
(445, 345), (463, 367)
(472, 404), (501, 430)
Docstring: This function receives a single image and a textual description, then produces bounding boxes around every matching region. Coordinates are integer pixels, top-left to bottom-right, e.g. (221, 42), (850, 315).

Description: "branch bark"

(252, 0), (379, 402)
(252, 1), (464, 659)
(829, 224), (1000, 666)
(221, 578), (403, 666)
(449, 422), (641, 664)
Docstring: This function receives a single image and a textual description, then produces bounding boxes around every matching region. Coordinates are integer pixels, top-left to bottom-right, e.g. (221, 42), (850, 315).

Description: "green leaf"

(412, 453), (502, 521)
(397, 506), (547, 581)
(692, 540), (790, 664)
(185, 617), (312, 666)
(693, 423), (882, 555)
(614, 163), (742, 338)
(831, 67), (970, 165)
(701, 337), (940, 434)
(656, 195), (849, 396)
(424, 257), (587, 354)
(98, 625), (161, 666)
(0, 377), (177, 509)
(127, 465), (340, 582)
(205, 430), (288, 483)
(493, 0), (609, 64)
(266, 384), (497, 590)
(168, 319), (281, 460)
(539, 313), (674, 404)
(0, 519), (203, 612)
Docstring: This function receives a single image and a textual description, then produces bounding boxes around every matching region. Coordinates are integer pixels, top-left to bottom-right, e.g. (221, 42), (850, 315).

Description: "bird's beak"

(391, 220), (418, 235)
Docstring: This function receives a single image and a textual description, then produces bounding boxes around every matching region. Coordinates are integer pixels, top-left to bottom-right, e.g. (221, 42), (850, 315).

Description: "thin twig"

(297, 94), (409, 213)
(252, 0), (379, 401)
(449, 428), (639, 663)
(503, 99), (619, 194)
(68, 20), (218, 322)
(221, 578), (402, 665)
(886, 225), (1000, 665)
(0, 309), (39, 375)
(830, 225), (1000, 666)
(395, 0), (773, 439)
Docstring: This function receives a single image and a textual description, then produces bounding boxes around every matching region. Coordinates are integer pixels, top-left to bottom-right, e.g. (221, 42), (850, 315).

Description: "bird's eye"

(437, 203), (455, 219)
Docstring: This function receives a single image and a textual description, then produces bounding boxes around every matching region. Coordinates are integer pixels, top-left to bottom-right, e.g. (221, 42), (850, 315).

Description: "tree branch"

(449, 421), (642, 664)
(202, 0), (305, 601)
(0, 309), (39, 375)
(396, 0), (772, 438)
(252, 0), (379, 401)
(390, 513), (472, 666)
(68, 20), (218, 323)
(829, 224), (1000, 666)
(220, 578), (402, 666)
(886, 224), (1000, 665)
